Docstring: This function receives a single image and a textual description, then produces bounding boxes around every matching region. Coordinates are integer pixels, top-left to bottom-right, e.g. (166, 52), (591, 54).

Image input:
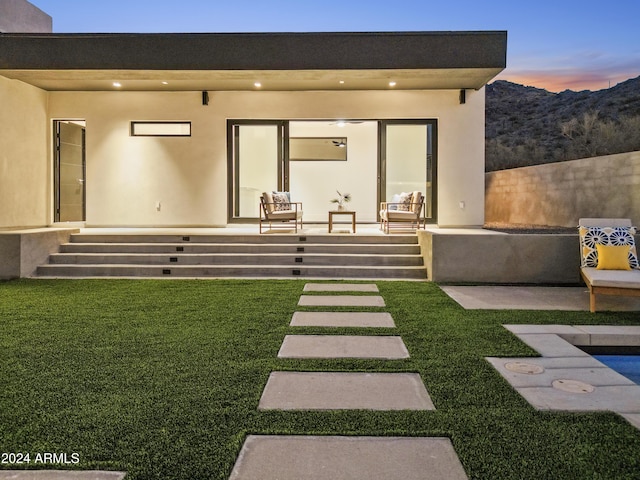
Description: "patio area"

(441, 285), (640, 312)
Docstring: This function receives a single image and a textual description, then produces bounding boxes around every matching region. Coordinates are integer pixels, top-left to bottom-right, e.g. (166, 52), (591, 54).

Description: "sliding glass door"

(227, 121), (288, 222)
(228, 119), (437, 224)
(379, 120), (437, 223)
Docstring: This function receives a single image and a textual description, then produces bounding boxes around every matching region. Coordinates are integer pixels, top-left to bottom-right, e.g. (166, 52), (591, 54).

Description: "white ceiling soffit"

(0, 67), (502, 91)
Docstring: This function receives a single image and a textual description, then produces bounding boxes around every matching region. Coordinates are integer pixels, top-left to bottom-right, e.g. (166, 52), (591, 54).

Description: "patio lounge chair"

(579, 218), (640, 312)
(259, 192), (303, 233)
(379, 191), (425, 234)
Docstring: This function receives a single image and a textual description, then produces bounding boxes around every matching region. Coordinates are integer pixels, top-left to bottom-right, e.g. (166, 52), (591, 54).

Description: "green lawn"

(0, 279), (639, 479)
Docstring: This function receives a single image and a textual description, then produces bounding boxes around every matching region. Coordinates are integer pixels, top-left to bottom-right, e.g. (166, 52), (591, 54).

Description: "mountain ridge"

(485, 75), (640, 171)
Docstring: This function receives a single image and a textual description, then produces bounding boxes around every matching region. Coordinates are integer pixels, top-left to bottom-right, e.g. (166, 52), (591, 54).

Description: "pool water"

(593, 355), (640, 385)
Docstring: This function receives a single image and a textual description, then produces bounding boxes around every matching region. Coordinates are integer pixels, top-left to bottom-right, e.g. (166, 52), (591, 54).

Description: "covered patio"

(1, 31), (506, 231)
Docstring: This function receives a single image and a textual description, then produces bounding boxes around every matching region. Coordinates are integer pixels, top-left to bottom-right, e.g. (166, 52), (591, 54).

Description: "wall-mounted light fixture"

(202, 91), (209, 106)
(459, 89), (466, 104)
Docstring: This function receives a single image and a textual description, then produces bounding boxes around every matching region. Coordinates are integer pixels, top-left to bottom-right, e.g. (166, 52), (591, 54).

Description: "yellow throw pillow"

(596, 244), (631, 270)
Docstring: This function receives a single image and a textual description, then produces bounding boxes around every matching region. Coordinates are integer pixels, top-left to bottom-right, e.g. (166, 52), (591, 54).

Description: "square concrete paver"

(290, 311), (395, 328)
(278, 335), (410, 359)
(228, 435), (468, 480)
(258, 372), (434, 410)
(0, 472), (126, 480)
(304, 283), (379, 292)
(298, 295), (385, 307)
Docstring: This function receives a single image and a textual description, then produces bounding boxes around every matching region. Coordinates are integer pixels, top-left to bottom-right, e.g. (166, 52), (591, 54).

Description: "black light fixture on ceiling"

(202, 91), (209, 106)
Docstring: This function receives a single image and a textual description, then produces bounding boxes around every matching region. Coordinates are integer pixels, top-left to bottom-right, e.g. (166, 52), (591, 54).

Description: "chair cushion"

(381, 210), (419, 222)
(411, 191), (423, 214)
(266, 209), (301, 220)
(579, 225), (638, 269)
(262, 192), (275, 214)
(596, 244), (632, 270)
(581, 267), (640, 289)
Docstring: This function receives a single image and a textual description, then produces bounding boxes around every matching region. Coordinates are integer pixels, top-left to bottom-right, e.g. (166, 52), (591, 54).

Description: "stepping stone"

(298, 295), (385, 307)
(304, 283), (379, 292)
(290, 311), (395, 328)
(278, 335), (409, 359)
(258, 372), (434, 410)
(229, 435), (468, 480)
(0, 472), (127, 480)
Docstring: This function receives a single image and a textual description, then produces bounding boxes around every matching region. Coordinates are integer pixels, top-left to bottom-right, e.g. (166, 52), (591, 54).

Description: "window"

(130, 122), (191, 137)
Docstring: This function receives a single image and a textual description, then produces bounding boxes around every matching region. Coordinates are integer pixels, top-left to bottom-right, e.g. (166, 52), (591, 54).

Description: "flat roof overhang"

(0, 31), (506, 91)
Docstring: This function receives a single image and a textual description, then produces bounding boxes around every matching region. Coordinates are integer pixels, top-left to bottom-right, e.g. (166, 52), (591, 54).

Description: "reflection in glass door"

(227, 121), (288, 221)
(54, 120), (86, 222)
(380, 120), (437, 223)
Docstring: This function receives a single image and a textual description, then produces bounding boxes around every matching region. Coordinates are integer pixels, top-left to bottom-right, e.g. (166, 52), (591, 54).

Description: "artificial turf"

(0, 279), (639, 479)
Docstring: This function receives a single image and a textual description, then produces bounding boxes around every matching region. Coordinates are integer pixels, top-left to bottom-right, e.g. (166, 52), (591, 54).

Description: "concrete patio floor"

(441, 285), (640, 311)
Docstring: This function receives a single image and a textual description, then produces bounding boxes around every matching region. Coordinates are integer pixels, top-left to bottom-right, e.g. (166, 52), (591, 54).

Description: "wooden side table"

(328, 210), (356, 233)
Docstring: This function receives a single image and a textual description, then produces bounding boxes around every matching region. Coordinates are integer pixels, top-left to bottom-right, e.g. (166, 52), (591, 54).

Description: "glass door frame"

(378, 119), (438, 225)
(227, 120), (289, 223)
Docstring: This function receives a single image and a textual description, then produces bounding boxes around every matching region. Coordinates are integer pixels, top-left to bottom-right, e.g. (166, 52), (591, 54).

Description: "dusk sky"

(30, 0), (640, 92)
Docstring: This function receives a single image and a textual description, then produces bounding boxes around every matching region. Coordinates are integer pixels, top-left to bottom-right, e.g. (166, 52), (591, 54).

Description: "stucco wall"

(0, 0), (52, 33)
(485, 151), (640, 227)
(418, 230), (581, 283)
(0, 76), (50, 228)
(47, 88), (486, 228)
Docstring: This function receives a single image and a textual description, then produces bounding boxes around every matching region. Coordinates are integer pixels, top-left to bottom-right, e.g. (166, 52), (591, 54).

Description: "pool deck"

(486, 324), (640, 430)
(441, 286), (640, 429)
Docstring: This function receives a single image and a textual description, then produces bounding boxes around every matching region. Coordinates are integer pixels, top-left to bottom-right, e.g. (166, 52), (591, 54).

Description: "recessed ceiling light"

(112, 82), (122, 88)
(254, 82), (262, 88)
(161, 81), (169, 85)
(389, 81), (397, 87)
(339, 80), (345, 84)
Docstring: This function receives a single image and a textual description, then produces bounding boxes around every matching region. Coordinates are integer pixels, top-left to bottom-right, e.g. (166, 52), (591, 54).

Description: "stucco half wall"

(418, 230), (581, 284)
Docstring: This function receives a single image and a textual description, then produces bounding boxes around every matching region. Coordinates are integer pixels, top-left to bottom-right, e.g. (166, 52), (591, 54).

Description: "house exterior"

(0, 16), (506, 229)
(0, 0), (51, 33)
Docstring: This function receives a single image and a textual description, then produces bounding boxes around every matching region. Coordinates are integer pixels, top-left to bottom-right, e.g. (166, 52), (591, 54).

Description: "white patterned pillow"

(579, 226), (638, 269)
(397, 192), (413, 211)
(388, 193), (402, 211)
(271, 192), (291, 211)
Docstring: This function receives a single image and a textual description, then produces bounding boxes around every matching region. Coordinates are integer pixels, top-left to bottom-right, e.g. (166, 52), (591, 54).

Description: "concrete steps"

(36, 233), (426, 280)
